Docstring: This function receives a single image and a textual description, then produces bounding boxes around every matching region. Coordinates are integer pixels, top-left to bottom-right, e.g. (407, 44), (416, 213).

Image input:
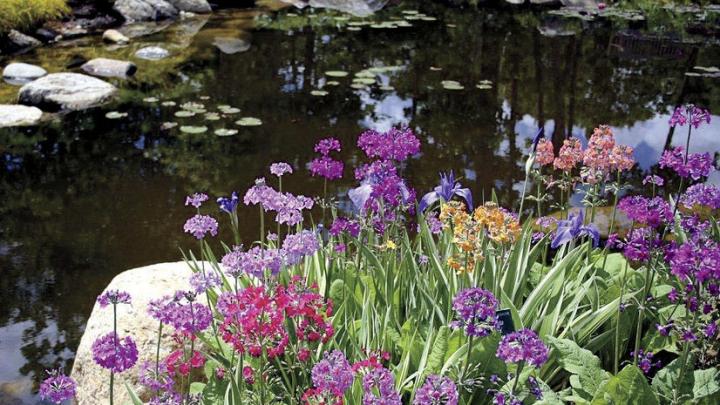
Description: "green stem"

(462, 335), (475, 378)
(511, 361), (525, 396)
(614, 221), (634, 374)
(259, 206), (265, 246)
(155, 321), (163, 392)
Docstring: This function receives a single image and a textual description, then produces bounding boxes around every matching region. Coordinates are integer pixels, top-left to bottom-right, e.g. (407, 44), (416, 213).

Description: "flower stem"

(511, 361), (525, 396)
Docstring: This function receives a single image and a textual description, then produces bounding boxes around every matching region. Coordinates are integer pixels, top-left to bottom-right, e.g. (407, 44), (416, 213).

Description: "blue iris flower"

(531, 127), (545, 152)
(217, 191), (239, 214)
(551, 210), (600, 249)
(419, 171), (473, 212)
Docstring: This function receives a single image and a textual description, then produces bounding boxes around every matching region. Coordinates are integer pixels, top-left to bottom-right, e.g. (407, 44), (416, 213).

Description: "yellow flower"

(383, 240), (397, 250)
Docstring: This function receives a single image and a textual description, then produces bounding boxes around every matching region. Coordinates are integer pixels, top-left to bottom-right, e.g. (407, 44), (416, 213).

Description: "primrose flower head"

(39, 370), (77, 404)
(670, 104), (711, 128)
(185, 193), (208, 208)
(270, 162), (293, 177)
(450, 287), (500, 337)
(414, 375), (459, 405)
(535, 138), (555, 167)
(183, 214), (219, 240)
(496, 328), (548, 368)
(314, 137), (342, 156)
(553, 137), (583, 172)
(358, 126), (420, 161)
(97, 290), (132, 308)
(91, 332), (138, 373)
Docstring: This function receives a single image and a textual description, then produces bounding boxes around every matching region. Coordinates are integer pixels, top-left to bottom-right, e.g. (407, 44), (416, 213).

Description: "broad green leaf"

(591, 365), (659, 405)
(548, 336), (610, 400)
(423, 326), (449, 377)
(651, 357), (694, 402)
(693, 367), (720, 404)
(124, 382), (143, 405)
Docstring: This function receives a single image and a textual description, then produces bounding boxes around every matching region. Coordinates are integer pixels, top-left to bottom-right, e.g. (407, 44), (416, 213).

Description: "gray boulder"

(0, 105), (43, 127)
(70, 262), (205, 405)
(135, 46), (171, 60)
(7, 30), (42, 51)
(114, 0), (179, 22)
(18, 73), (117, 111)
(212, 37), (251, 54)
(306, 0), (388, 17)
(168, 0), (212, 13)
(81, 58), (138, 78)
(2, 63), (47, 85)
(102, 29), (130, 44)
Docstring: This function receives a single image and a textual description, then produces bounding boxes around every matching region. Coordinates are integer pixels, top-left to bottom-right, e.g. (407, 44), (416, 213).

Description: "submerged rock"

(0, 105), (43, 127)
(114, 0), (179, 22)
(2, 63), (48, 85)
(70, 262), (205, 405)
(102, 29), (130, 44)
(7, 30), (42, 52)
(81, 58), (138, 78)
(18, 73), (117, 111)
(212, 37), (251, 54)
(135, 46), (171, 60)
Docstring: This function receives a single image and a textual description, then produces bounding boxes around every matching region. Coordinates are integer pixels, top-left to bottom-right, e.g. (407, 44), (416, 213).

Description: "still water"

(1, 1), (719, 402)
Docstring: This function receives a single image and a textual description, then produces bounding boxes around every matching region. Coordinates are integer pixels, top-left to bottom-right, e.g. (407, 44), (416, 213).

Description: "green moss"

(0, 0), (69, 33)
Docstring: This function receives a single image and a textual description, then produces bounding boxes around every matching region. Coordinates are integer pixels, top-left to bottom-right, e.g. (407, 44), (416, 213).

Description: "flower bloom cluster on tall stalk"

(413, 375), (459, 405)
(669, 104), (711, 128)
(244, 177), (314, 226)
(310, 137), (344, 180)
(39, 370), (77, 404)
(450, 287), (500, 337)
(659, 147), (713, 180)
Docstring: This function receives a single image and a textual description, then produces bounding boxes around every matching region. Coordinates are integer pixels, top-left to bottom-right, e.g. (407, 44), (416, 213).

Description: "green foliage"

(0, 0), (68, 33)
(590, 365), (659, 405)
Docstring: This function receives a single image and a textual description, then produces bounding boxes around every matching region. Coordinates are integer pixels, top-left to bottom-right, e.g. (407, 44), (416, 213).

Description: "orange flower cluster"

(439, 201), (521, 274)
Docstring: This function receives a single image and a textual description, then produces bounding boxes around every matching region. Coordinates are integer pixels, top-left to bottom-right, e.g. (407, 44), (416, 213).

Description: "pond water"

(1, 1), (720, 402)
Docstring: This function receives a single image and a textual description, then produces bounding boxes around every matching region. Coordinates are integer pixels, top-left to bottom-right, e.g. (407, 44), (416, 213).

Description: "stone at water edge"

(114, 0), (179, 23)
(2, 63), (47, 85)
(18, 73), (117, 111)
(212, 37), (251, 54)
(102, 29), (130, 44)
(70, 262), (208, 405)
(81, 58), (138, 78)
(7, 30), (42, 50)
(0, 105), (43, 128)
(168, 0), (212, 13)
(135, 46), (171, 60)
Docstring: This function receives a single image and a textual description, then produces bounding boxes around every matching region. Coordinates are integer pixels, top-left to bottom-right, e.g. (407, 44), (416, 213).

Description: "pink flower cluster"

(244, 177), (314, 225)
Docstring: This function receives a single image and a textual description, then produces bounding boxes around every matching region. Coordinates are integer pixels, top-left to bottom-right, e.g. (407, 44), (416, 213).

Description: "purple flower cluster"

(659, 147), (713, 180)
(244, 178), (314, 225)
(311, 350), (355, 397)
(270, 162), (293, 177)
(97, 290), (132, 308)
(669, 105), (711, 128)
(138, 360), (174, 392)
(329, 217), (361, 238)
(189, 271), (221, 294)
(39, 370), (76, 404)
(642, 175), (664, 187)
(183, 214), (219, 239)
(617, 196), (673, 228)
(492, 392), (522, 405)
(450, 288), (500, 337)
(217, 192), (239, 214)
(681, 184), (720, 211)
(309, 156), (344, 180)
(413, 375), (458, 405)
(282, 230), (320, 265)
(91, 331), (138, 373)
(185, 193), (208, 208)
(496, 328), (549, 368)
(610, 227), (660, 263)
(225, 246), (285, 278)
(147, 291), (212, 334)
(314, 137), (342, 155)
(362, 367), (401, 405)
(631, 349), (660, 375)
(350, 160), (416, 215)
(358, 127), (420, 161)
(667, 239), (720, 285)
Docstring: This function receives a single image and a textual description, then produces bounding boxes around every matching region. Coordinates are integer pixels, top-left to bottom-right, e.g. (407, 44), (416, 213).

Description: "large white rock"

(81, 58), (138, 78)
(168, 0), (212, 13)
(70, 262), (205, 405)
(2, 63), (47, 85)
(102, 29), (130, 44)
(114, 0), (179, 22)
(0, 105), (43, 127)
(18, 73), (117, 111)
(135, 46), (170, 60)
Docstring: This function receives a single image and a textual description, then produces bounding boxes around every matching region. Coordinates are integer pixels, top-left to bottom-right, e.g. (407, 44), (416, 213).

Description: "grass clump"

(0, 0), (69, 34)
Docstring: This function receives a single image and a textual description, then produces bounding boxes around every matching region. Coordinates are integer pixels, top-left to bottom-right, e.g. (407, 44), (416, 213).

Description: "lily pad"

(694, 66), (720, 73)
(205, 112), (221, 121)
(355, 70), (375, 78)
(143, 97), (159, 103)
(105, 111), (128, 119)
(350, 83), (367, 89)
(476, 84), (493, 90)
(326, 80), (340, 86)
(353, 77), (376, 85)
(380, 85), (395, 91)
(311, 90), (329, 96)
(175, 110), (196, 118)
(199, 96), (211, 100)
(236, 117), (263, 126)
(160, 122), (177, 130)
(402, 10), (419, 15)
(215, 128), (238, 136)
(161, 101), (177, 107)
(181, 102), (206, 113)
(218, 106), (241, 114)
(421, 16), (437, 21)
(441, 80), (464, 90)
(180, 125), (208, 134)
(325, 70), (349, 77)
(347, 27), (362, 31)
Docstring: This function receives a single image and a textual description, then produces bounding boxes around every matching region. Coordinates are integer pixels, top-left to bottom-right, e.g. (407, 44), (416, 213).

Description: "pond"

(1, 1), (719, 402)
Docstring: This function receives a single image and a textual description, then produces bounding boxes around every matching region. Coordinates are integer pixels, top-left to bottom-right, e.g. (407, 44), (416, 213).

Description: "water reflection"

(1, 2), (719, 402)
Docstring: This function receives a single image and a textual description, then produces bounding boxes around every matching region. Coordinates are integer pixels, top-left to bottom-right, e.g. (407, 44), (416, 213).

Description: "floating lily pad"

(396, 21), (413, 27)
(430, 66), (442, 71)
(199, 96), (211, 100)
(441, 80), (464, 90)
(421, 16), (437, 21)
(219, 107), (241, 115)
(353, 77), (376, 85)
(205, 112), (221, 121)
(215, 128), (238, 136)
(175, 110), (196, 118)
(380, 85), (395, 91)
(236, 117), (263, 126)
(350, 83), (367, 89)
(447, 23), (457, 28)
(180, 125), (208, 134)
(478, 80), (493, 85)
(311, 90), (329, 96)
(685, 72), (702, 77)
(325, 70), (349, 77)
(334, 16), (351, 22)
(161, 122), (177, 130)
(162, 101), (177, 107)
(476, 84), (493, 90)
(181, 102), (206, 113)
(347, 27), (362, 31)
(348, 21), (368, 26)
(402, 10), (419, 15)
(105, 111), (128, 119)
(143, 97), (159, 103)
(694, 66), (720, 73)
(326, 80), (340, 86)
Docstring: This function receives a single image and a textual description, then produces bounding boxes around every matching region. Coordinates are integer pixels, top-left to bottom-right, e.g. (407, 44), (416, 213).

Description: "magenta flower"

(669, 105), (711, 128)
(450, 288), (500, 338)
(659, 147), (713, 180)
(315, 137), (342, 156)
(681, 184), (720, 210)
(311, 350), (355, 397)
(309, 156), (344, 180)
(358, 127), (420, 161)
(496, 328), (548, 368)
(39, 370), (76, 404)
(642, 175), (664, 187)
(96, 290), (132, 308)
(631, 349), (660, 375)
(138, 360), (174, 392)
(282, 230), (320, 265)
(183, 214), (218, 239)
(270, 162), (293, 177)
(414, 375), (458, 405)
(362, 367), (401, 405)
(617, 196), (673, 228)
(91, 332), (138, 373)
(185, 193), (208, 208)
(189, 271), (221, 294)
(329, 217), (361, 238)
